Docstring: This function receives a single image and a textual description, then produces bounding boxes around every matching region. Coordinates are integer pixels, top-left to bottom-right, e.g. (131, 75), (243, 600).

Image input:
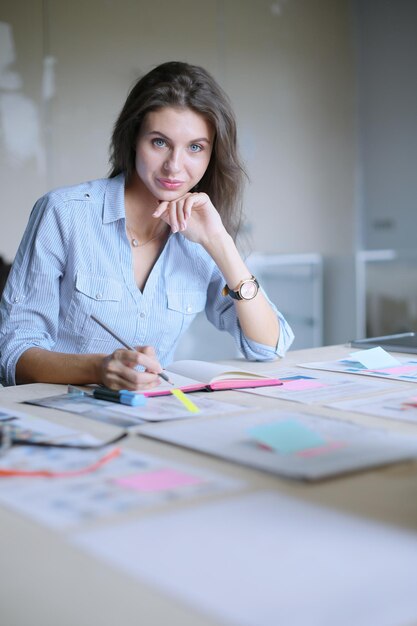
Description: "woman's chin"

(154, 189), (189, 203)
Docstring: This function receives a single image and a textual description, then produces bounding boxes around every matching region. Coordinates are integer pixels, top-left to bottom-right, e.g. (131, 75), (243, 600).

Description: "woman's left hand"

(153, 192), (225, 246)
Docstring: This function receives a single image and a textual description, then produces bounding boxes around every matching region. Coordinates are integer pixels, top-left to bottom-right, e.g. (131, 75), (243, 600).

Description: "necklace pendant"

(131, 238), (139, 248)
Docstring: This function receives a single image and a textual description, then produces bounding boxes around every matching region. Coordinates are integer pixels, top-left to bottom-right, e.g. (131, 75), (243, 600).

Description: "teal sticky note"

(249, 420), (325, 454)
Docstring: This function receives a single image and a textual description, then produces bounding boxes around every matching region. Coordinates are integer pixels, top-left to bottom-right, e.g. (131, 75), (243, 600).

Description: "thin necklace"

(126, 223), (166, 248)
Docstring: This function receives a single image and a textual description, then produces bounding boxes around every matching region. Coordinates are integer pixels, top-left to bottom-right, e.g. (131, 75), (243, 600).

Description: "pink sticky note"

(113, 469), (204, 492)
(371, 365), (417, 375)
(403, 396), (417, 408)
(296, 440), (346, 457)
(282, 379), (326, 391)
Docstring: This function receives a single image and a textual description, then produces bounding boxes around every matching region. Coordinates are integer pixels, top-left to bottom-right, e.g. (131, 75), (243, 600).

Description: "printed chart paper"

(241, 367), (393, 404)
(0, 445), (242, 530)
(139, 410), (417, 480)
(0, 408), (242, 529)
(328, 390), (417, 424)
(299, 355), (417, 383)
(0, 405), (96, 444)
(26, 392), (249, 427)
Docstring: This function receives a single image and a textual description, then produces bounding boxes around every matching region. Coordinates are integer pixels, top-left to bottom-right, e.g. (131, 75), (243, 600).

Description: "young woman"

(0, 61), (294, 389)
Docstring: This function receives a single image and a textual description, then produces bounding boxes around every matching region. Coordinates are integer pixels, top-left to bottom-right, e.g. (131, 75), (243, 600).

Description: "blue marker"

(93, 388), (146, 407)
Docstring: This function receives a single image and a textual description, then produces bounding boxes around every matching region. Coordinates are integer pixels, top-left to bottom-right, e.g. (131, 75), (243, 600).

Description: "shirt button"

(13, 297), (19, 303)
(96, 293), (102, 300)
(186, 305), (192, 313)
(140, 312), (146, 318)
(84, 193), (90, 198)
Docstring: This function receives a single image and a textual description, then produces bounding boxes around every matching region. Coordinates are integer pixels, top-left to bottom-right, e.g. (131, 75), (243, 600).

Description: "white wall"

(0, 0), (357, 345)
(0, 0), (356, 261)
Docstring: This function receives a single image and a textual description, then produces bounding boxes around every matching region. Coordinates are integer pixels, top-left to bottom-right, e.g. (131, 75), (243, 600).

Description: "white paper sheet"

(241, 367), (393, 403)
(299, 356), (417, 382)
(139, 410), (417, 480)
(108, 394), (249, 421)
(72, 491), (417, 626)
(27, 392), (249, 426)
(328, 390), (417, 423)
(0, 408), (243, 529)
(0, 444), (242, 530)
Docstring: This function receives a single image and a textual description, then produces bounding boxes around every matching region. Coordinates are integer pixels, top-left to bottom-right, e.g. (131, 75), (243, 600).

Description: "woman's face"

(134, 106), (214, 200)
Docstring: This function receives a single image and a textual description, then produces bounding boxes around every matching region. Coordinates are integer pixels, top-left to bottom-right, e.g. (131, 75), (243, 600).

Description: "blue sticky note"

(349, 347), (401, 370)
(249, 420), (325, 454)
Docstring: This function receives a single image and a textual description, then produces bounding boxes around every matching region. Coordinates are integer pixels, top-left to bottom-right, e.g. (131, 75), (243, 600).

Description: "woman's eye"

(152, 138), (167, 148)
(189, 143), (203, 153)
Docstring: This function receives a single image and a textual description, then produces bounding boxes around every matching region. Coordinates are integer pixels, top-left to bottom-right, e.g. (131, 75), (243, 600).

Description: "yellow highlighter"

(170, 388), (200, 413)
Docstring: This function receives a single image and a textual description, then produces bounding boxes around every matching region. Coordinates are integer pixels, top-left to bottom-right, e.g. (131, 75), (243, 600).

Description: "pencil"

(90, 314), (173, 384)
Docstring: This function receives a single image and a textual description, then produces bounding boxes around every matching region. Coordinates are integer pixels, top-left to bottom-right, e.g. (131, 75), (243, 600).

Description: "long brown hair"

(109, 61), (246, 238)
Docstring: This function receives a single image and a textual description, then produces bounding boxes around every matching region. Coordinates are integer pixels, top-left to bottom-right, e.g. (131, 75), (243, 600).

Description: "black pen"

(90, 314), (173, 384)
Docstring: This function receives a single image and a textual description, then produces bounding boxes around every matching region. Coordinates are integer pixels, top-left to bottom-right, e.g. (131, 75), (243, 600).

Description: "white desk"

(1, 344), (417, 626)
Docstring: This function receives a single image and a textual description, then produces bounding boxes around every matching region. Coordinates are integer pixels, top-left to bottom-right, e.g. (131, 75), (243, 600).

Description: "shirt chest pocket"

(167, 291), (207, 317)
(159, 290), (207, 354)
(64, 273), (123, 337)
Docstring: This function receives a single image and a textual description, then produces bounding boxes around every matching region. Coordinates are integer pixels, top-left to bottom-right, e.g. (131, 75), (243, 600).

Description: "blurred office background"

(0, 0), (416, 359)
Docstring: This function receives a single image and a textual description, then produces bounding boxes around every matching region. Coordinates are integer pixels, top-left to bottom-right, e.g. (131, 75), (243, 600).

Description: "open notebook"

(144, 360), (282, 397)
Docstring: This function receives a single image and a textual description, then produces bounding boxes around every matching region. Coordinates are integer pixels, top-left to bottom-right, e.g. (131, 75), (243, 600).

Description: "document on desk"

(0, 405), (97, 444)
(299, 352), (417, 383)
(328, 389), (417, 424)
(72, 490), (417, 626)
(139, 409), (417, 480)
(26, 391), (248, 427)
(240, 367), (393, 404)
(0, 408), (243, 530)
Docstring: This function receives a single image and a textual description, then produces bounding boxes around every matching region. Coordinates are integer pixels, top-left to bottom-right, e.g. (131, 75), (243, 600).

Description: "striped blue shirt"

(0, 175), (294, 386)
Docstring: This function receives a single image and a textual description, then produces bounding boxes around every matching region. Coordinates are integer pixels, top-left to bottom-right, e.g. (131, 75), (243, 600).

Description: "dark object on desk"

(0, 255), (12, 298)
(93, 388), (146, 406)
(0, 422), (128, 451)
(350, 332), (417, 354)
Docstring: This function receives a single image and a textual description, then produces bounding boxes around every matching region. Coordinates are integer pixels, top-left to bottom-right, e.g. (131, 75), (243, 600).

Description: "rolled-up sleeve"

(239, 307), (295, 359)
(0, 195), (68, 385)
(205, 266), (294, 361)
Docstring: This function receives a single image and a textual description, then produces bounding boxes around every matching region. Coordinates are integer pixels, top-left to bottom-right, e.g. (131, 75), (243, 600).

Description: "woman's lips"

(157, 178), (184, 190)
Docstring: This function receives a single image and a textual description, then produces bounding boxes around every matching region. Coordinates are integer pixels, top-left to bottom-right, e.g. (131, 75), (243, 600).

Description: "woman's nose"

(163, 149), (182, 173)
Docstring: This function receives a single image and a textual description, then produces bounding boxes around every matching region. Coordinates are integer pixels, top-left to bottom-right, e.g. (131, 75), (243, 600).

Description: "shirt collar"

(103, 174), (126, 224)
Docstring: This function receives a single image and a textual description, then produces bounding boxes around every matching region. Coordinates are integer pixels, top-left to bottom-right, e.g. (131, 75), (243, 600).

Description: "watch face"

(240, 279), (258, 300)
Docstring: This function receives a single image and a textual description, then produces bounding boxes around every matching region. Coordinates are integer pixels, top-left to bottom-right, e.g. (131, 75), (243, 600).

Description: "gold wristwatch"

(222, 275), (259, 301)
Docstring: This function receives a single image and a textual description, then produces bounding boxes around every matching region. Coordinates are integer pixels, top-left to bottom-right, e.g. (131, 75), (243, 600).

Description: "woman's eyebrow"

(147, 130), (211, 144)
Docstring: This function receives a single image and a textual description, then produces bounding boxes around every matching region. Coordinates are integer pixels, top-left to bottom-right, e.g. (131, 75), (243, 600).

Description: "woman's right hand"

(100, 345), (162, 391)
